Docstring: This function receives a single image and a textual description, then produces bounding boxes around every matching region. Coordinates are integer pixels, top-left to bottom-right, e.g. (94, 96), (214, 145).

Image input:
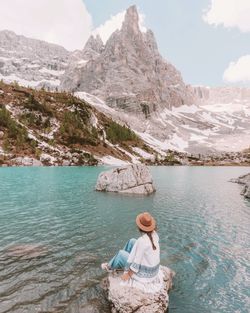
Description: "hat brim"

(136, 214), (156, 232)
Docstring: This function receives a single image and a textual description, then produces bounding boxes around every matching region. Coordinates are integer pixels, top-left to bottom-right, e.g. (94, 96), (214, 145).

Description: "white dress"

(121, 231), (164, 293)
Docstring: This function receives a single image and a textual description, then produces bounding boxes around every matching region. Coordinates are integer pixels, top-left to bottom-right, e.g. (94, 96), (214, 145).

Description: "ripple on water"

(0, 166), (249, 313)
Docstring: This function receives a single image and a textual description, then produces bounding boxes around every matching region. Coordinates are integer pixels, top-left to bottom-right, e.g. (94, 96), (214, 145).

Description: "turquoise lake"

(0, 166), (249, 313)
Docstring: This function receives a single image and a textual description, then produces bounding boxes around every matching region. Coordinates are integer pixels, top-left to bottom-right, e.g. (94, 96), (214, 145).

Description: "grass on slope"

(0, 105), (37, 153)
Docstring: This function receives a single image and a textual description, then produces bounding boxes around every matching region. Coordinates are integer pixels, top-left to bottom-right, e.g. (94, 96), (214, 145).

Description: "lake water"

(0, 166), (249, 313)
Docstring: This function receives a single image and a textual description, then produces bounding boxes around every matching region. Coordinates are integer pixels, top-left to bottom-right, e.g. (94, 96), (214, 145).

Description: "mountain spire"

(122, 5), (140, 35)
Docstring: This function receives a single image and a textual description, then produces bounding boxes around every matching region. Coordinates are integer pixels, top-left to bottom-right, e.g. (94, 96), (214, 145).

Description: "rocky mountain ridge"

(0, 30), (69, 89)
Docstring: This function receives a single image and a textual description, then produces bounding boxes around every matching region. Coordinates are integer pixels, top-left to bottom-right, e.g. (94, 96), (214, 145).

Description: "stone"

(10, 156), (42, 166)
(95, 164), (156, 195)
(40, 153), (57, 165)
(103, 266), (174, 313)
(5, 244), (48, 259)
(62, 159), (71, 166)
(230, 173), (250, 199)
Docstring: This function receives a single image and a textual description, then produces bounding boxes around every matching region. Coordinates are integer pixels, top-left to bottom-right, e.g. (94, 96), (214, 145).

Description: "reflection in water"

(0, 166), (249, 313)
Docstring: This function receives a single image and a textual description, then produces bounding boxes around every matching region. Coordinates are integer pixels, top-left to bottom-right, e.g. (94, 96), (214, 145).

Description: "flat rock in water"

(5, 244), (48, 259)
(102, 266), (174, 313)
(230, 173), (250, 198)
(95, 164), (156, 195)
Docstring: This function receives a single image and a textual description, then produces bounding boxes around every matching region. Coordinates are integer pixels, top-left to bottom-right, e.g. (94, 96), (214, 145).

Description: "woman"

(101, 212), (163, 293)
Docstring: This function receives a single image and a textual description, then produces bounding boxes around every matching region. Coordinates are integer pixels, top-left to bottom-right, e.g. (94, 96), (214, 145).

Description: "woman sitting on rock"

(101, 212), (163, 293)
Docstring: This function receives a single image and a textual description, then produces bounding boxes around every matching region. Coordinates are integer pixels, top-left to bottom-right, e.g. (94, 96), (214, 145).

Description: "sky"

(0, 0), (250, 87)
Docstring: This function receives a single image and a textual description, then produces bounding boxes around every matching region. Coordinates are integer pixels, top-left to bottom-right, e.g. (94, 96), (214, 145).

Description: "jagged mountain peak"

(84, 34), (104, 54)
(122, 5), (141, 35)
(61, 5), (194, 112)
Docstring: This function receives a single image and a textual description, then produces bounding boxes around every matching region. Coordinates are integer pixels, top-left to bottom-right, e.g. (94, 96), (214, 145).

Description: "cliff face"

(61, 6), (194, 114)
(192, 86), (250, 104)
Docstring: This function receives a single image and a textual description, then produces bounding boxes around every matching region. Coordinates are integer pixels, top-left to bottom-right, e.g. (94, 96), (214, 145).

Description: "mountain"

(61, 5), (194, 113)
(0, 6), (249, 160)
(0, 30), (69, 89)
(60, 5), (250, 154)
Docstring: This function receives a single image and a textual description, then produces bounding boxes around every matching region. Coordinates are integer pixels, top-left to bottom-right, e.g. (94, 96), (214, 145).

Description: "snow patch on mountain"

(99, 155), (130, 166)
(0, 73), (60, 88)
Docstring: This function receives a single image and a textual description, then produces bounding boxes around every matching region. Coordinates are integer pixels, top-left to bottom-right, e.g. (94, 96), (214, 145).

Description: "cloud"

(0, 0), (92, 51)
(203, 0), (250, 32)
(223, 55), (250, 83)
(92, 10), (147, 44)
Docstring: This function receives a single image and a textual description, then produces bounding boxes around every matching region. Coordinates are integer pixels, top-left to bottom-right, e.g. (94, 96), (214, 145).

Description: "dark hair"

(138, 228), (157, 250)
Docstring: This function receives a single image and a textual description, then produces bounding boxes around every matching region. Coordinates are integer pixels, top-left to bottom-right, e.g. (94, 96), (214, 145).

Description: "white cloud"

(223, 55), (250, 83)
(92, 10), (147, 44)
(0, 0), (92, 51)
(203, 0), (250, 32)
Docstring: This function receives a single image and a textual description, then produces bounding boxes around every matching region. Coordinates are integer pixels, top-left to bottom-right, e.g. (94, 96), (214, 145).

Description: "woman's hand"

(121, 272), (131, 281)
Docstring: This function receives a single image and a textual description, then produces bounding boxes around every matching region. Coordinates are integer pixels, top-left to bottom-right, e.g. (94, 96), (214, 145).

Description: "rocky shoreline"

(1, 155), (250, 167)
(230, 173), (250, 198)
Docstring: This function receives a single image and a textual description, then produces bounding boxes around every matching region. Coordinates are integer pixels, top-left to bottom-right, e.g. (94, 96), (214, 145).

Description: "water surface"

(0, 166), (249, 313)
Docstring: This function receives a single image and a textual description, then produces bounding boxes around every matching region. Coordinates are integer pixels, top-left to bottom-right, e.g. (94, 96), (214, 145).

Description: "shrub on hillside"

(24, 94), (53, 116)
(0, 106), (30, 150)
(105, 121), (138, 144)
(59, 111), (98, 146)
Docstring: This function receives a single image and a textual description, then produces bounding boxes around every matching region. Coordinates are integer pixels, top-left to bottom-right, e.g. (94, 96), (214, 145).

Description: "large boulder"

(95, 164), (156, 195)
(102, 266), (174, 313)
(230, 173), (250, 198)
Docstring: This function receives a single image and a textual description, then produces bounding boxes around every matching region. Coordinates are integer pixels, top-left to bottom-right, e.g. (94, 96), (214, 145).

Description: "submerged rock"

(230, 173), (250, 198)
(95, 164), (156, 195)
(102, 266), (174, 313)
(5, 244), (48, 259)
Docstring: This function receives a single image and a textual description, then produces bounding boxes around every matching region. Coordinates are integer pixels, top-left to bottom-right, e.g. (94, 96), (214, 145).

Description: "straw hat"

(136, 212), (156, 232)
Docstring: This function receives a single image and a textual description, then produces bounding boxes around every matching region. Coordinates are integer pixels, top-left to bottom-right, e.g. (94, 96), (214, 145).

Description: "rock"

(0, 130), (4, 139)
(95, 164), (156, 195)
(62, 159), (71, 166)
(5, 244), (48, 259)
(103, 266), (174, 313)
(40, 153), (57, 165)
(10, 156), (42, 166)
(230, 173), (250, 199)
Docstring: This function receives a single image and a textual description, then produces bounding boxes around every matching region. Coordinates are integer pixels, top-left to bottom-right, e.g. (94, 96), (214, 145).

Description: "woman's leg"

(108, 249), (129, 269)
(106, 238), (136, 270)
(123, 238), (136, 253)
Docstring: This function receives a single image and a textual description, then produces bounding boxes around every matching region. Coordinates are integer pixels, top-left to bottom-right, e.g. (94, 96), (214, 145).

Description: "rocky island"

(103, 266), (175, 313)
(95, 164), (156, 195)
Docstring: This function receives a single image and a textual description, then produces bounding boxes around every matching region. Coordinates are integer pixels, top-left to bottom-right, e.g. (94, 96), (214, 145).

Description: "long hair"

(138, 228), (157, 250)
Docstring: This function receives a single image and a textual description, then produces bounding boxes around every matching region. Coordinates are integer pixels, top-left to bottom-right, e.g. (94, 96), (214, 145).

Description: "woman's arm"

(121, 269), (135, 281)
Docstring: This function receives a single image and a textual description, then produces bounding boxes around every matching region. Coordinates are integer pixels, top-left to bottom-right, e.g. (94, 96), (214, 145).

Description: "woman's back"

(126, 231), (160, 281)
